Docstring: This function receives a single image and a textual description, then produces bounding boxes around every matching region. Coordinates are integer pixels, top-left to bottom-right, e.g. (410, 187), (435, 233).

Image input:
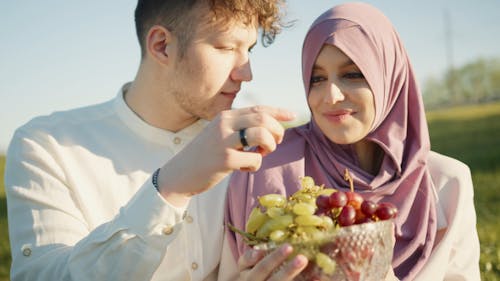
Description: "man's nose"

(231, 59), (253, 82)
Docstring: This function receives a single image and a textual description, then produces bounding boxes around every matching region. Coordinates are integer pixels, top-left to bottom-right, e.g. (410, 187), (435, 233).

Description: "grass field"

(1, 102), (500, 280)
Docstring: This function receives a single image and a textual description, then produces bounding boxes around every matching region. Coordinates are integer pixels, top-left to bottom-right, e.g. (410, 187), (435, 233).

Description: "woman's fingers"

(268, 254), (308, 281)
(238, 248), (266, 271)
(237, 244), (308, 281)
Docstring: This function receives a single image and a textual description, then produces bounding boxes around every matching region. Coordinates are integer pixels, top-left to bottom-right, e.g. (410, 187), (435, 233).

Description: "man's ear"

(146, 25), (175, 65)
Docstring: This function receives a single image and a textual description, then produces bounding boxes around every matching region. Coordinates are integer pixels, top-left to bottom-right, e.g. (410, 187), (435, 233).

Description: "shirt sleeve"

(441, 165), (481, 281)
(5, 128), (189, 281)
(419, 152), (481, 281)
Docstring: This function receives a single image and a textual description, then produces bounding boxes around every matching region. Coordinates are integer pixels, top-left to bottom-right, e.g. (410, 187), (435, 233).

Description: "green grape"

(245, 207), (269, 234)
(300, 176), (315, 189)
(295, 226), (318, 235)
(296, 226), (326, 241)
(292, 193), (315, 204)
(317, 188), (337, 196)
(295, 215), (323, 226)
(256, 214), (293, 239)
(316, 252), (336, 275)
(292, 202), (316, 216)
(321, 216), (335, 230)
(258, 194), (286, 208)
(269, 229), (287, 242)
(266, 207), (285, 218)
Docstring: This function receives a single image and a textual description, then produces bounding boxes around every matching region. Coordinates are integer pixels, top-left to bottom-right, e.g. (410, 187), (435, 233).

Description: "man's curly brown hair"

(135, 0), (285, 58)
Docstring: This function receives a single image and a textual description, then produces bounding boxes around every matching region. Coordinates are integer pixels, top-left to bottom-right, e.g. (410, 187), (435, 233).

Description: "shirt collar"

(113, 82), (209, 147)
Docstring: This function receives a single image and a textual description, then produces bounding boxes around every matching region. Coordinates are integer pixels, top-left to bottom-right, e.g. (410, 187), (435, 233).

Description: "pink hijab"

(225, 3), (437, 280)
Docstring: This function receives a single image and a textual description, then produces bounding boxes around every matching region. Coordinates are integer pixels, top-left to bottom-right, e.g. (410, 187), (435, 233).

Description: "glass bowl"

(255, 219), (394, 281)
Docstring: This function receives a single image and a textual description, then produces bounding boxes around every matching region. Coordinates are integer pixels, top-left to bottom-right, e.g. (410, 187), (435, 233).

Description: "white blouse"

(5, 84), (228, 281)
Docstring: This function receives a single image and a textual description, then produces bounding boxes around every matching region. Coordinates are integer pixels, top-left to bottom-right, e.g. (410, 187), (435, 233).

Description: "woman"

(222, 2), (480, 281)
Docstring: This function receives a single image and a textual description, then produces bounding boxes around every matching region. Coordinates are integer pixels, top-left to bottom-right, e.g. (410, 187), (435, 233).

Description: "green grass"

(0, 102), (499, 280)
(0, 155), (9, 280)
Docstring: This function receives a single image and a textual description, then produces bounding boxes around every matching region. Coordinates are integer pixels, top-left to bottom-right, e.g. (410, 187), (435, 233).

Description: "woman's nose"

(324, 82), (345, 104)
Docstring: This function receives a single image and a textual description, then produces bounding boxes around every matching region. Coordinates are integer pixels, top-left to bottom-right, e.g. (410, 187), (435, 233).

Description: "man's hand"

(157, 105), (296, 206)
(237, 244), (308, 281)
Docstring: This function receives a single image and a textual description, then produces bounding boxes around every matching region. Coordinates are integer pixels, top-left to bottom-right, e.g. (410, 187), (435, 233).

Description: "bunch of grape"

(230, 170), (398, 276)
(315, 169), (398, 227)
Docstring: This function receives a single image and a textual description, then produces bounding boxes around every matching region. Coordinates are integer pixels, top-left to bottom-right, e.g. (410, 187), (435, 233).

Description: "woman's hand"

(237, 244), (308, 281)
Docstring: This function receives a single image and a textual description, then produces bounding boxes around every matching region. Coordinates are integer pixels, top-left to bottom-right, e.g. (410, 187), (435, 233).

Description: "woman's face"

(308, 44), (375, 145)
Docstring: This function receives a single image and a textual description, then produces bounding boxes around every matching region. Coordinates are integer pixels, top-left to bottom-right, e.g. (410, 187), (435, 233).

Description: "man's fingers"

(230, 150), (263, 172)
(232, 112), (286, 145)
(234, 127), (277, 155)
(225, 105), (296, 122)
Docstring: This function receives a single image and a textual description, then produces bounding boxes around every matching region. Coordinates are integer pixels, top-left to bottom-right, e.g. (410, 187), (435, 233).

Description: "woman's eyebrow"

(312, 58), (356, 70)
(340, 58), (356, 68)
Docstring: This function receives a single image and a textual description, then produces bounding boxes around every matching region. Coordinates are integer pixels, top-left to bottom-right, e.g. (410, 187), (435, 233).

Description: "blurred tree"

(423, 57), (500, 109)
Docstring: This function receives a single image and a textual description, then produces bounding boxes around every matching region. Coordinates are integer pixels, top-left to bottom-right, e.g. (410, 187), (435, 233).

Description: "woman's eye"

(310, 76), (326, 85)
(343, 72), (365, 79)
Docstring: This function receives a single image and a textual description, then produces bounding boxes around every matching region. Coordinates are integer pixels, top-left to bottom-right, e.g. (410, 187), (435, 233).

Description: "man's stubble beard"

(171, 87), (220, 121)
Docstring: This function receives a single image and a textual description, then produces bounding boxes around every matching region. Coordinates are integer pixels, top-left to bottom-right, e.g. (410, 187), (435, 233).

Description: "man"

(5, 1), (294, 280)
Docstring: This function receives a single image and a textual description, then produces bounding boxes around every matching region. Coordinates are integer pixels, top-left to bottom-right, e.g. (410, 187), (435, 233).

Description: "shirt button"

(173, 137), (181, 145)
(191, 262), (198, 270)
(162, 225), (174, 235)
(22, 245), (32, 257)
(185, 215), (193, 223)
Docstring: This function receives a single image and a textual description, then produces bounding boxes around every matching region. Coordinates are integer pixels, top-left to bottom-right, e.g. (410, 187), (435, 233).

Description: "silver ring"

(239, 128), (250, 150)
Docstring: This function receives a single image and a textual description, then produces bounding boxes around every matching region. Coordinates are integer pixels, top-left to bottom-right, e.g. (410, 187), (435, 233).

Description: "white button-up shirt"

(5, 84), (227, 280)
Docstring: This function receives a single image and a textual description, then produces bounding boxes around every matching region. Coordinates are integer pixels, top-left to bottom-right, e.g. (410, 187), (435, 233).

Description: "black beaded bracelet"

(152, 168), (161, 192)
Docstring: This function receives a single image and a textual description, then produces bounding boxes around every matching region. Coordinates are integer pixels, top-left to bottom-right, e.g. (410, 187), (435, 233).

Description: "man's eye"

(216, 46), (235, 51)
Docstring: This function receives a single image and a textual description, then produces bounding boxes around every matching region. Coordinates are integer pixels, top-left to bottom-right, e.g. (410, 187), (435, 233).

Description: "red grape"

(338, 205), (356, 226)
(375, 202), (398, 220)
(346, 191), (363, 209)
(316, 195), (331, 210)
(356, 216), (375, 224)
(329, 191), (347, 208)
(355, 208), (366, 224)
(361, 200), (377, 217)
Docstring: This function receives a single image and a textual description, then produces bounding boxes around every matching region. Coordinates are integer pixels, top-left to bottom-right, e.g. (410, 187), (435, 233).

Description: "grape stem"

(343, 169), (354, 192)
(227, 223), (265, 245)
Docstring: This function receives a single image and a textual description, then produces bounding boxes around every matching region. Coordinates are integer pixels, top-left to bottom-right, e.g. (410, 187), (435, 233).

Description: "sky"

(1, 0), (499, 153)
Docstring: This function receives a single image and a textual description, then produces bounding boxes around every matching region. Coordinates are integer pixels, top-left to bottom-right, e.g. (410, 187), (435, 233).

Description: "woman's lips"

(323, 109), (353, 123)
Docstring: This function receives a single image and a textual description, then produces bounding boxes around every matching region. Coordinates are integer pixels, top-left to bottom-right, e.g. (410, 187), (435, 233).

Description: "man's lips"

(221, 90), (239, 99)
